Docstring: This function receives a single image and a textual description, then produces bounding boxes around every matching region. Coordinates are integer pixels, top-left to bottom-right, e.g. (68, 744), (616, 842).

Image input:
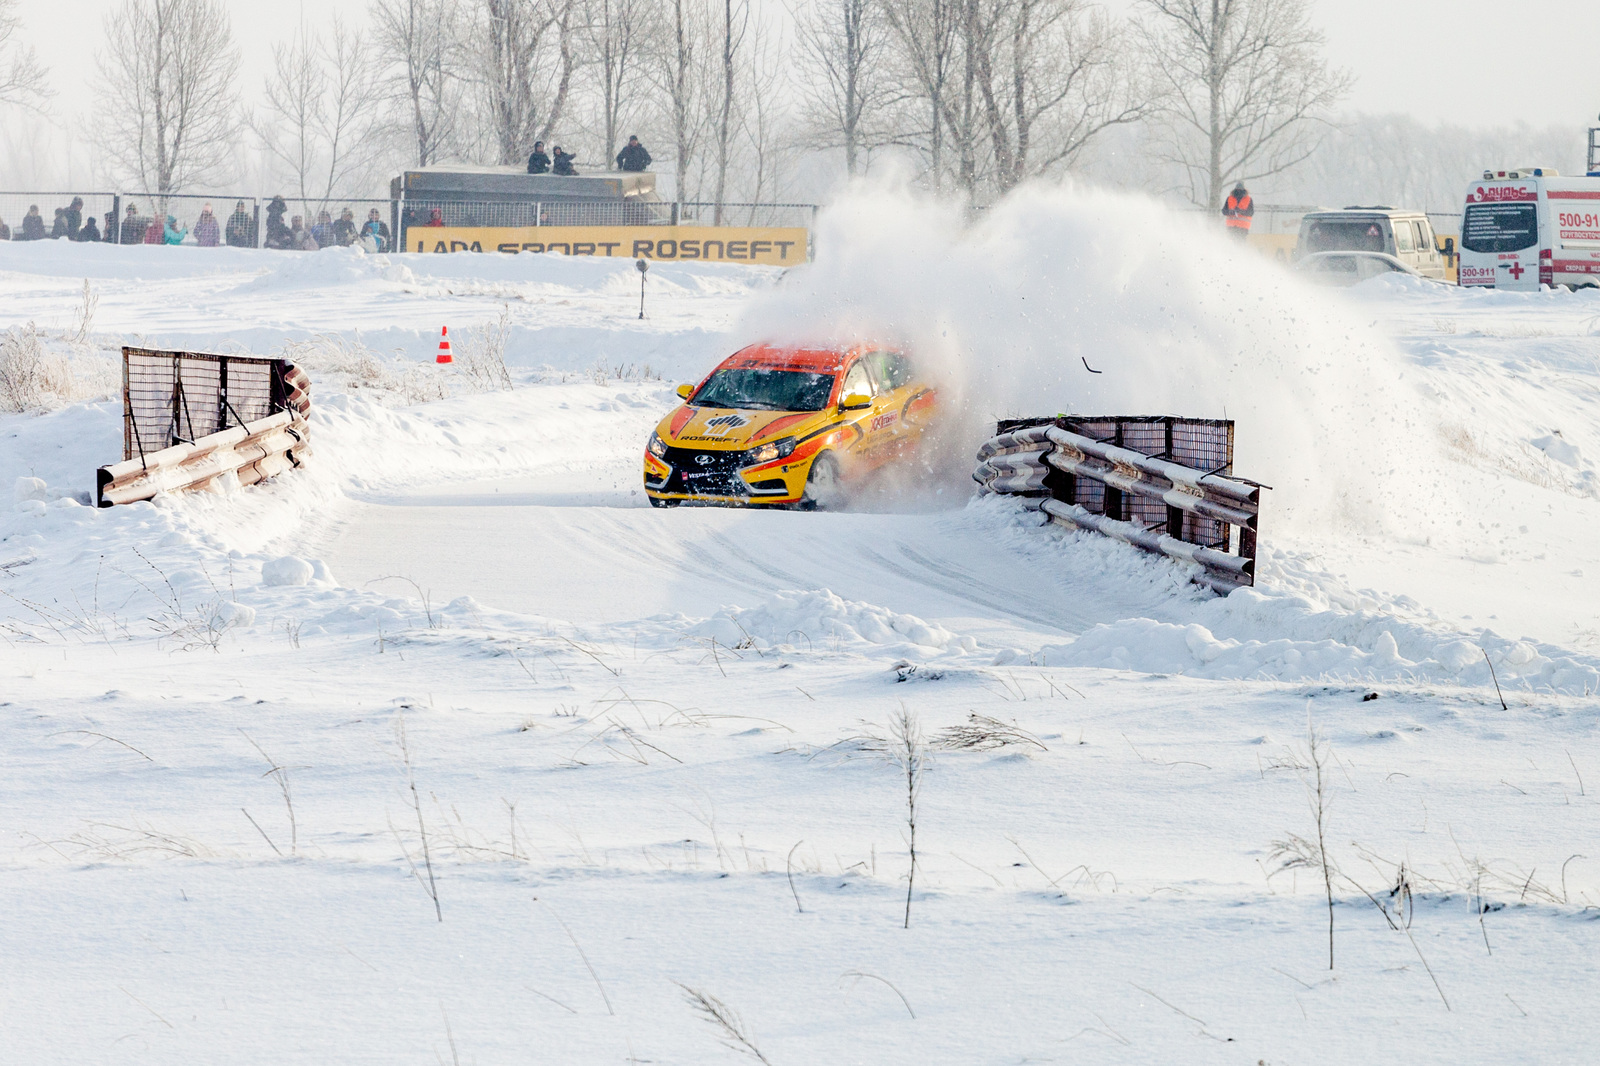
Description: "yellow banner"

(407, 226), (808, 265)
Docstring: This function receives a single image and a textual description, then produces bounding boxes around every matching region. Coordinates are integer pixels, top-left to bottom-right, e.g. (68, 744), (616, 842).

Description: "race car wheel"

(648, 495), (679, 508)
(800, 453), (845, 511)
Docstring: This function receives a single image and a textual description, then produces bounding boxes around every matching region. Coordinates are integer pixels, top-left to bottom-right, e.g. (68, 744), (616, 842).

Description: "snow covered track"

(3, 196), (1600, 1062)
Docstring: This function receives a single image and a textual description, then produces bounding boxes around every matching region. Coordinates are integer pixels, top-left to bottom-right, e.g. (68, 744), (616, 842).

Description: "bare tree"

(653, 0), (707, 202)
(466, 0), (578, 165)
(880, 0), (960, 189)
(739, 22), (790, 210)
(974, 0), (1148, 191)
(372, 0), (461, 166)
(708, 0), (750, 222)
(1136, 0), (1351, 208)
(584, 0), (654, 168)
(793, 0), (896, 176)
(0, 0), (49, 110)
(888, 706), (927, 929)
(252, 19), (383, 204)
(94, 0), (241, 200)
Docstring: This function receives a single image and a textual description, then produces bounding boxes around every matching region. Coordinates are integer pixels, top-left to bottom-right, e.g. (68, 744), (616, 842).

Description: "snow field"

(2, 185), (1599, 1061)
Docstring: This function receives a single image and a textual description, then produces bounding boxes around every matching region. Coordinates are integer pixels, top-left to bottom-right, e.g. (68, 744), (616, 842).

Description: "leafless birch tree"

(94, 0), (241, 198)
(793, 0), (896, 176)
(372, 0), (461, 166)
(251, 19), (383, 203)
(976, 0), (1147, 191)
(708, 0), (751, 221)
(0, 0), (49, 110)
(1136, 0), (1350, 207)
(467, 0), (578, 165)
(652, 0), (707, 201)
(584, 0), (655, 168)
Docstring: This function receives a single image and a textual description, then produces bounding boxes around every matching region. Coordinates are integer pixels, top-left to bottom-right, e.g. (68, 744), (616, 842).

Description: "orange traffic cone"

(436, 326), (453, 364)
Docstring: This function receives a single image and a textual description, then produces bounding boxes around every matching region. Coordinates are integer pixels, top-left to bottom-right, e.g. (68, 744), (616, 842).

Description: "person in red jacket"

(1222, 183), (1254, 239)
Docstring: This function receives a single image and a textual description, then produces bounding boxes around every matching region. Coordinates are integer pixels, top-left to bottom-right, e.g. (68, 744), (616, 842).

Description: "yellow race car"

(644, 343), (939, 508)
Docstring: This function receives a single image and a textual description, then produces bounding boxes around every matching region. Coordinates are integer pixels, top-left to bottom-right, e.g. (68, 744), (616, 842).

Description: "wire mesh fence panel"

(397, 198), (671, 231)
(675, 202), (817, 228)
(264, 197), (395, 250)
(1061, 416), (1235, 549)
(123, 348), (282, 460)
(0, 192), (119, 243)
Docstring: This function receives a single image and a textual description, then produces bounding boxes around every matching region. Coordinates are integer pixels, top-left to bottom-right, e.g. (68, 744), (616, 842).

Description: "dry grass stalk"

(934, 713), (1047, 752)
(676, 984), (772, 1064)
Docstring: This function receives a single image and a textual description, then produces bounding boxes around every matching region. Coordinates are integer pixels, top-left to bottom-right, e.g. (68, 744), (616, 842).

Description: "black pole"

(636, 257), (648, 319)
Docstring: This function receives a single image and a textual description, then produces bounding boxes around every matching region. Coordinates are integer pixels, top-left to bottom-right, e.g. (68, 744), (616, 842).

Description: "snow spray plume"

(740, 181), (1457, 537)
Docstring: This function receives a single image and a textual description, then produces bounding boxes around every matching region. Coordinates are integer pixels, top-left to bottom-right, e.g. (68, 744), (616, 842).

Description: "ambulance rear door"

(1459, 181), (1540, 290)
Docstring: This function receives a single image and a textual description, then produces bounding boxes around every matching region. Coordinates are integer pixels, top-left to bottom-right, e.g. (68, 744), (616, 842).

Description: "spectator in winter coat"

(360, 208), (391, 252)
(102, 212), (117, 242)
(143, 215), (164, 244)
(120, 204), (146, 245)
(616, 135), (651, 172)
(552, 147), (577, 175)
(527, 141), (550, 174)
(79, 215), (100, 243)
(65, 197), (83, 239)
(20, 205), (45, 240)
(164, 215), (187, 244)
(193, 204), (219, 246)
(0, 216), (9, 240)
(264, 196), (294, 249)
(311, 210), (335, 247)
(426, 208), (444, 227)
(50, 207), (68, 239)
(290, 216), (318, 250)
(225, 201), (254, 247)
(333, 207), (357, 246)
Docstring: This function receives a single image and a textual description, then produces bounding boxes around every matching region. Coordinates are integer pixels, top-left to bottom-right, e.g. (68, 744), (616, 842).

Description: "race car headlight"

(647, 431), (668, 458)
(745, 436), (797, 465)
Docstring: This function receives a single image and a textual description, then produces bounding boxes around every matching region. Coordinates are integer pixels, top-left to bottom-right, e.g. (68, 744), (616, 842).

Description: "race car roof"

(719, 344), (859, 373)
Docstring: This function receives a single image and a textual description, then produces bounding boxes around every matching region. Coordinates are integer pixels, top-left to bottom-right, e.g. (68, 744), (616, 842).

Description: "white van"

(1457, 168), (1600, 290)
(1291, 208), (1449, 279)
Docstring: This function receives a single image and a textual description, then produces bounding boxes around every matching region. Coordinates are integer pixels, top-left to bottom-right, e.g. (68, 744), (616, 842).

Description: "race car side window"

(841, 361), (873, 400)
(860, 350), (913, 390)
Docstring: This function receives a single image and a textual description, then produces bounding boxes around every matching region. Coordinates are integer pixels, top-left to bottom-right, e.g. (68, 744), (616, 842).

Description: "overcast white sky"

(12, 0), (1600, 136)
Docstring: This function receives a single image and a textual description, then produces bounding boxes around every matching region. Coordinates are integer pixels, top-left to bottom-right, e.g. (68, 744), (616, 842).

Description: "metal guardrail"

(974, 415), (1265, 594)
(100, 348), (310, 507)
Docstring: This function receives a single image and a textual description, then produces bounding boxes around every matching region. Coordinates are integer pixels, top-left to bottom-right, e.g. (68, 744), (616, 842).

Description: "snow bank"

(690, 588), (976, 654)
(237, 245), (416, 291)
(740, 181), (1460, 540)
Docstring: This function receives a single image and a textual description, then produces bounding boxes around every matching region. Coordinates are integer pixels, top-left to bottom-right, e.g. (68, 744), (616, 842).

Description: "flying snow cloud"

(739, 180), (1457, 538)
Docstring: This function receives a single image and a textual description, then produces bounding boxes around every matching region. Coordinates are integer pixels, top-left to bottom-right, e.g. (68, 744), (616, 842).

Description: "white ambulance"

(1457, 166), (1600, 291)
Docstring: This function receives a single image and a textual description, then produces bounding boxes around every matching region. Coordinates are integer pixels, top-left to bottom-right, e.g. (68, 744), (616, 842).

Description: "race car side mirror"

(676, 383), (693, 399)
(840, 392), (872, 411)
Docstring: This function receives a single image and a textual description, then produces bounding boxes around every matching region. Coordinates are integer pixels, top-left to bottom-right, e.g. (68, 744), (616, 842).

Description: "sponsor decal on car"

(869, 411), (899, 432)
(700, 413), (751, 437)
(1467, 184), (1537, 203)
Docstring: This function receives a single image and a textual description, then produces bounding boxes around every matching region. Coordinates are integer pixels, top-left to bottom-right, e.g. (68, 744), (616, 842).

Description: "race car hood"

(655, 406), (829, 450)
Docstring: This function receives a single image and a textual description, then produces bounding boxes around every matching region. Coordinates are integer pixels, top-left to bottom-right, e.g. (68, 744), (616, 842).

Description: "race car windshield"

(1462, 204), (1538, 253)
(692, 368), (836, 411)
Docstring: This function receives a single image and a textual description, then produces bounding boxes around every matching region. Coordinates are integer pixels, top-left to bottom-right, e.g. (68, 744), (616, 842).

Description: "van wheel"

(800, 453), (845, 511)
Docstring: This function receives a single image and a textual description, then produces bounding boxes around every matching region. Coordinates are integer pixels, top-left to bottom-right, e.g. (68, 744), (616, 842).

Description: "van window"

(1394, 223), (1414, 253)
(1303, 220), (1387, 254)
(1462, 203), (1538, 253)
(1413, 221), (1431, 253)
